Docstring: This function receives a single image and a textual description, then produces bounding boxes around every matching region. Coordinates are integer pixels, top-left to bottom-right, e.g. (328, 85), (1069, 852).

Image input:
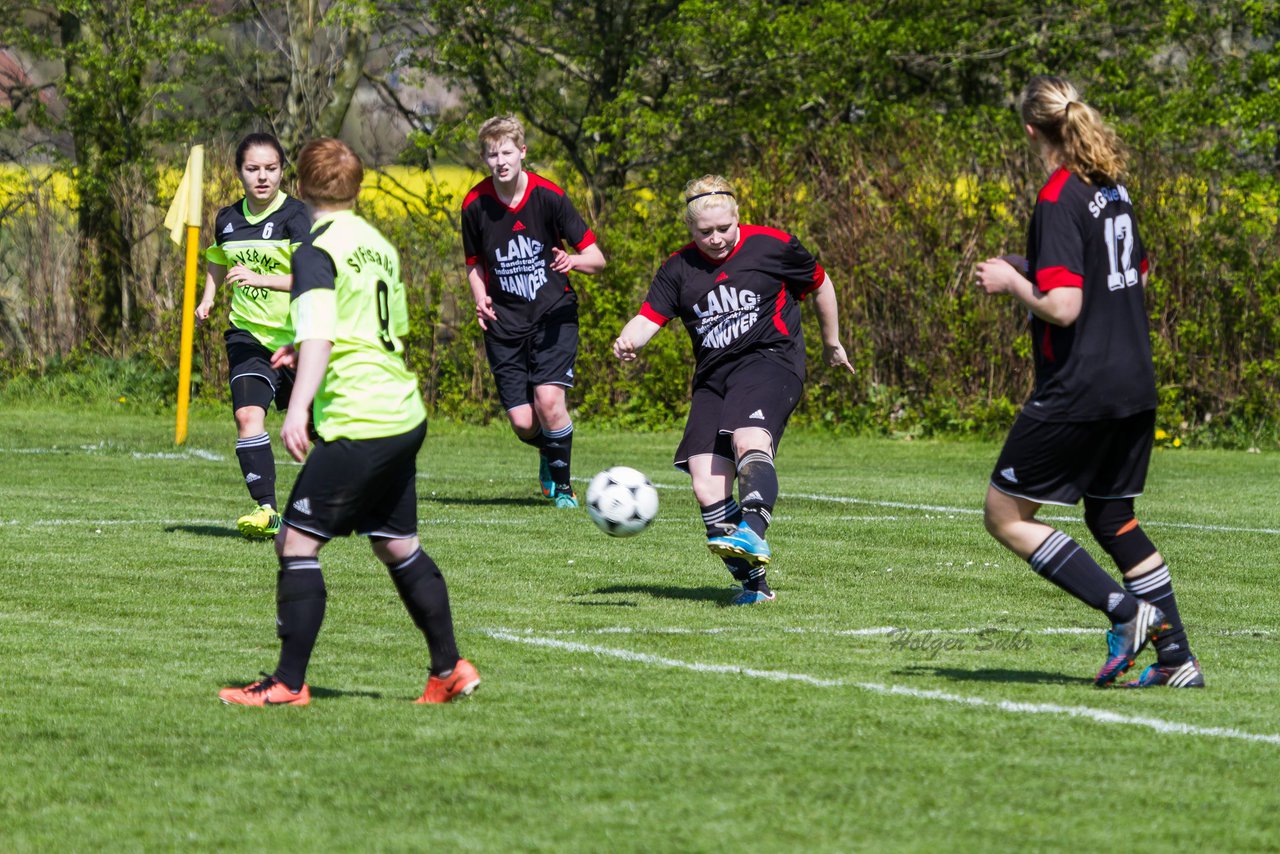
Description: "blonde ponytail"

(1019, 76), (1127, 185)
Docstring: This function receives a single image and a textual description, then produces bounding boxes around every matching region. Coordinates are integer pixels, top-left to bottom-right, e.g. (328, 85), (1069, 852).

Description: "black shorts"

(483, 307), (578, 411)
(225, 328), (294, 412)
(282, 420), (427, 541)
(674, 353), (803, 471)
(990, 410), (1155, 506)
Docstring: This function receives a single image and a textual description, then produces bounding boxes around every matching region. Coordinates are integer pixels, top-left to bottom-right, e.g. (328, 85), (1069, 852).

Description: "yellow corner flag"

(169, 145), (205, 444)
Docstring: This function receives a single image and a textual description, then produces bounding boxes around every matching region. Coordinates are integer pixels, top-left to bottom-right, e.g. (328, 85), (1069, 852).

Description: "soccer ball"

(586, 466), (659, 537)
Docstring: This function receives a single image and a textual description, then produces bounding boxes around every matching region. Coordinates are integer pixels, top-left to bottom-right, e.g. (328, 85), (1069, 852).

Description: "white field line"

(484, 630), (1280, 746)
(498, 625), (1274, 638)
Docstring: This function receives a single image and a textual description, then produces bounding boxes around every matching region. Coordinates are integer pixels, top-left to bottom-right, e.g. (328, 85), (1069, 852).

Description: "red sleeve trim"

(795, 262), (826, 300)
(1036, 265), (1083, 291)
(1139, 257), (1149, 275)
(574, 229), (597, 252)
(465, 255), (479, 267)
(1037, 168), (1072, 204)
(639, 302), (669, 326)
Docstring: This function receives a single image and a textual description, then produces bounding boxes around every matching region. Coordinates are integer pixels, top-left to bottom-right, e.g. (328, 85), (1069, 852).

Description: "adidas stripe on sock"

(1029, 530), (1137, 621)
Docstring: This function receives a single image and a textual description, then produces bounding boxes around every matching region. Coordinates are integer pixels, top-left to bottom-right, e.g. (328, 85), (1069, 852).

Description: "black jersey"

(640, 225), (825, 385)
(1023, 168), (1156, 421)
(461, 172), (596, 338)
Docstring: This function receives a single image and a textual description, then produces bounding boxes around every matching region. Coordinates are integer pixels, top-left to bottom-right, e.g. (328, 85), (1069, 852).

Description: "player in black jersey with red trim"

(461, 115), (606, 508)
(614, 175), (853, 606)
(975, 76), (1202, 688)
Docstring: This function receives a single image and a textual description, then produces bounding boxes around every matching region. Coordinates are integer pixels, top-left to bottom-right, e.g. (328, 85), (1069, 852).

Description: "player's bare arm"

(225, 265), (293, 292)
(974, 256), (1082, 326)
(809, 275), (854, 373)
(550, 243), (607, 275)
(195, 264), (225, 322)
(280, 338), (332, 462)
(613, 315), (662, 362)
(466, 264), (497, 331)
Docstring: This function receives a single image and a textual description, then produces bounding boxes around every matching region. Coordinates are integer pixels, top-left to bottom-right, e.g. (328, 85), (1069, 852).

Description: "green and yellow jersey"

(206, 193), (311, 351)
(289, 210), (426, 441)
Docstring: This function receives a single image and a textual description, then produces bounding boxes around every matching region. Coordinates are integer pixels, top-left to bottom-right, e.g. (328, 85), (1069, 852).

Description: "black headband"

(685, 190), (735, 205)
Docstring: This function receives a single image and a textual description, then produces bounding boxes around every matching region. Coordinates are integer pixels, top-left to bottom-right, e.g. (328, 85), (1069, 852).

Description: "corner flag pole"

(167, 145), (205, 445)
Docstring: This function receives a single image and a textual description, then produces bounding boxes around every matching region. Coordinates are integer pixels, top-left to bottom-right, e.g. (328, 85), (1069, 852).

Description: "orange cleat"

(415, 658), (481, 704)
(218, 673), (310, 706)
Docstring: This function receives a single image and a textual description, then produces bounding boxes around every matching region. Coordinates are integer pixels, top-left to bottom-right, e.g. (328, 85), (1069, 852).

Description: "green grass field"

(3, 406), (1280, 851)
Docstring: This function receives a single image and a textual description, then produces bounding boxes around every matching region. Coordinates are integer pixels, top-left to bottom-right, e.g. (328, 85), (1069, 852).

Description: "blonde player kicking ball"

(219, 138), (478, 706)
(975, 76), (1202, 688)
(613, 175), (853, 605)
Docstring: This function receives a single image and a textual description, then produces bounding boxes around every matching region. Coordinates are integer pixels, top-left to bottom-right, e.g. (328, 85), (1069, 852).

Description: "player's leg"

(986, 415), (1162, 685)
(226, 330), (284, 539)
(689, 452), (766, 602)
(485, 332), (550, 496)
(360, 423), (478, 703)
(704, 358), (802, 575)
(218, 508), (327, 707)
(530, 311), (579, 507)
(1084, 412), (1202, 688)
(533, 384), (575, 506)
(732, 428), (777, 541)
(676, 386), (760, 601)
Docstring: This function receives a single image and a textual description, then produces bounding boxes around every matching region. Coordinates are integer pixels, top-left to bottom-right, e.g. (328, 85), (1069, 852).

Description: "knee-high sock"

(274, 555), (326, 690)
(1029, 531), (1137, 621)
(387, 549), (460, 675)
(736, 451), (777, 538)
(541, 422), (574, 493)
(1125, 564), (1191, 665)
(236, 432), (277, 508)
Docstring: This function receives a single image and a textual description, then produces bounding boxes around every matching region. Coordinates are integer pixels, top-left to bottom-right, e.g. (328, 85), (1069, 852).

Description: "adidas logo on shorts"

(1000, 466), (1017, 483)
(292, 497), (312, 516)
(749, 409), (765, 420)
(223, 222), (233, 234)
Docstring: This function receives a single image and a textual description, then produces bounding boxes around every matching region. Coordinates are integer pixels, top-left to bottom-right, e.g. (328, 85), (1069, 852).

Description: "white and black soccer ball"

(586, 466), (659, 537)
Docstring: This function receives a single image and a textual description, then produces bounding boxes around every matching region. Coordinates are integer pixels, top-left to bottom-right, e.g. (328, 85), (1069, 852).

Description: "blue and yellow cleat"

(707, 521), (771, 566)
(539, 456), (555, 499)
(237, 504), (281, 541)
(1124, 657), (1205, 688)
(552, 488), (579, 509)
(730, 587), (777, 606)
(1094, 600), (1165, 687)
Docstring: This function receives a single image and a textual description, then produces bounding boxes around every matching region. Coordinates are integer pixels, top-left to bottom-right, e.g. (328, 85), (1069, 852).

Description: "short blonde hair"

(478, 115), (525, 152)
(1019, 75), (1126, 185)
(297, 137), (363, 206)
(682, 175), (738, 228)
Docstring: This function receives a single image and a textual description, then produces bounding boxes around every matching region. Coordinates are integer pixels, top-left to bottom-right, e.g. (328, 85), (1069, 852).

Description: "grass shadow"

(425, 495), (546, 508)
(309, 686), (385, 700)
(584, 584), (737, 606)
(893, 665), (1091, 686)
(166, 524), (246, 539)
